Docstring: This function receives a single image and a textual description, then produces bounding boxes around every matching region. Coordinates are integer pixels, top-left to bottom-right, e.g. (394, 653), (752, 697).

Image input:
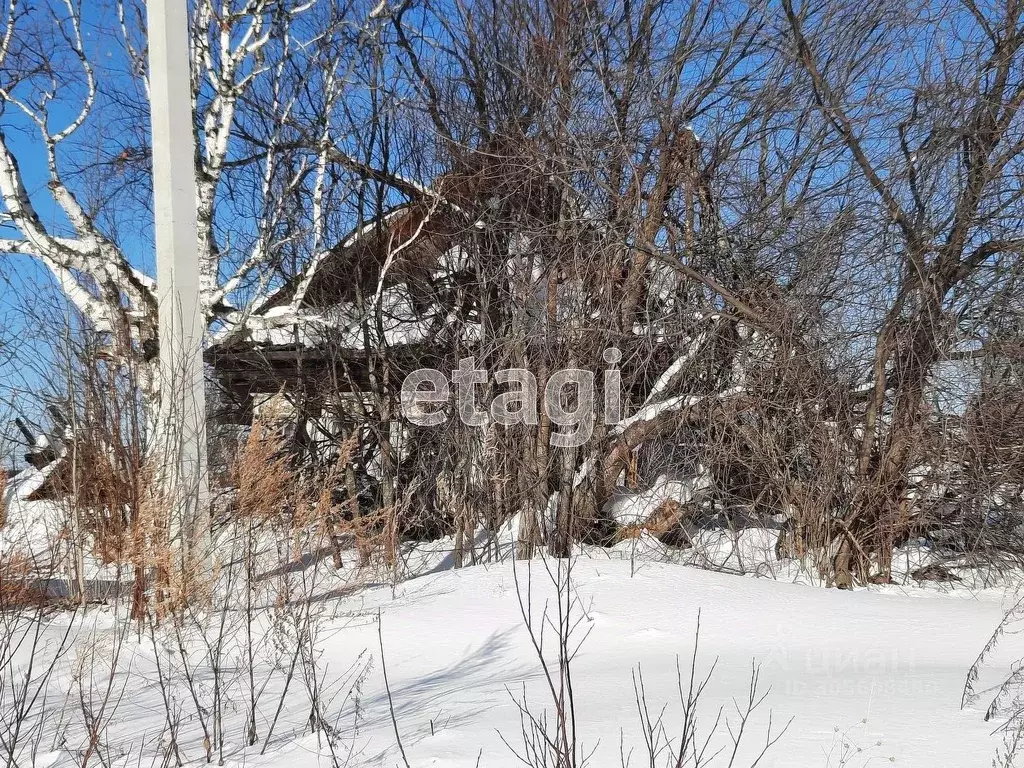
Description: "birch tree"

(0, 0), (374, 406)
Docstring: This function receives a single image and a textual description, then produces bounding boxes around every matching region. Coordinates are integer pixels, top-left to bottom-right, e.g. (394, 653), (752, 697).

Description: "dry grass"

(0, 466), (7, 530)
(614, 499), (685, 542)
(230, 421), (294, 524)
(0, 554), (55, 610)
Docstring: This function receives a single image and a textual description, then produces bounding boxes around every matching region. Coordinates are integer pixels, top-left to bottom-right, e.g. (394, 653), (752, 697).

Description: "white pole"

(147, 0), (211, 593)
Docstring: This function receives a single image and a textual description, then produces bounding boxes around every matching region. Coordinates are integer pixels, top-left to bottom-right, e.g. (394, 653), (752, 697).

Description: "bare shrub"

(0, 544), (78, 767)
(632, 617), (791, 768)
(503, 556), (788, 768)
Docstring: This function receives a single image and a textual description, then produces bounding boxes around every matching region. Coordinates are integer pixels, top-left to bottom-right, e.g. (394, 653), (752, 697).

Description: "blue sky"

(0, 0), (157, 446)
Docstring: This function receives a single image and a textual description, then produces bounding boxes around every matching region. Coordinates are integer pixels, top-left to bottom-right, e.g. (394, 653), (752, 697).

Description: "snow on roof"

(245, 204), (419, 320)
(0, 463), (66, 570)
(233, 284), (479, 352)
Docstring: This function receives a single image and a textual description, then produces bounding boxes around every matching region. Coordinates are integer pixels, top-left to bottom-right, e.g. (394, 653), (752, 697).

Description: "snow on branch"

(646, 329), (713, 403)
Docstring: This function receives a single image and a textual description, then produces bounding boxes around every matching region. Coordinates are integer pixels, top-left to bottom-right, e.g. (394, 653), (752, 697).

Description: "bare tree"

(0, 0), (376, 407)
(782, 0), (1024, 584)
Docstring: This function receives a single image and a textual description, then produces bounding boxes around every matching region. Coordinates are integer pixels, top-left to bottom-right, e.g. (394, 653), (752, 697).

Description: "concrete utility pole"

(147, 0), (211, 591)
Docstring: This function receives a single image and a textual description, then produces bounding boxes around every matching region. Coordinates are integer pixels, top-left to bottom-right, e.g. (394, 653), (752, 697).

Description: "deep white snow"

(0, 471), (1017, 768)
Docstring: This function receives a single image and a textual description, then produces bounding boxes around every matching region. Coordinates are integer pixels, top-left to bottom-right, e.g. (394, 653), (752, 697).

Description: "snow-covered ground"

(2, 554), (1014, 768)
(1, 466), (1018, 768)
(302, 559), (1014, 768)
